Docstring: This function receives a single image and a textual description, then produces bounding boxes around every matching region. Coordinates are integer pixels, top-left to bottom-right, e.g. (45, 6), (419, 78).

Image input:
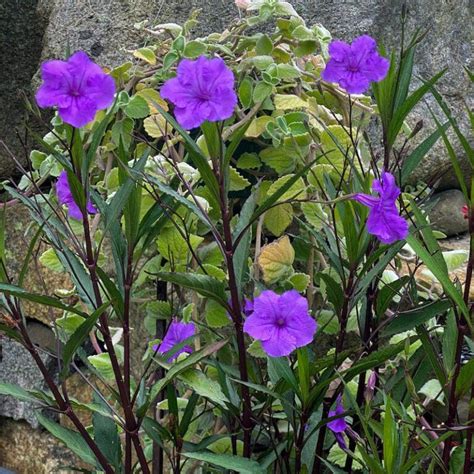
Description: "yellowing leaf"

(133, 47), (156, 65)
(136, 88), (168, 114)
(144, 114), (169, 138)
(267, 175), (306, 202)
(274, 94), (308, 111)
(245, 116), (274, 138)
(258, 235), (295, 284)
(39, 248), (64, 273)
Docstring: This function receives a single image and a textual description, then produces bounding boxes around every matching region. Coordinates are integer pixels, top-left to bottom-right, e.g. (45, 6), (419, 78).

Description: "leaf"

(141, 416), (171, 448)
(274, 94), (308, 110)
(205, 299), (230, 328)
(259, 145), (296, 174)
(182, 451), (265, 473)
(238, 77), (253, 109)
(133, 47), (156, 65)
(143, 114), (169, 138)
(60, 302), (111, 379)
(39, 248), (64, 273)
(237, 153), (261, 170)
(0, 382), (49, 404)
(136, 88), (168, 114)
(253, 82), (273, 102)
(88, 353), (115, 380)
(37, 413), (99, 467)
(267, 175), (306, 202)
(183, 40), (207, 58)
(456, 360), (474, 398)
(301, 202), (328, 230)
(288, 273), (310, 292)
(264, 203), (293, 236)
(179, 369), (229, 406)
(229, 167), (251, 191)
(258, 236), (295, 284)
(0, 283), (87, 318)
(245, 116), (274, 138)
(156, 227), (203, 264)
(154, 272), (227, 307)
(147, 339), (228, 409)
(419, 379), (444, 405)
(383, 300), (451, 337)
(400, 122), (449, 184)
(124, 95), (150, 119)
(92, 394), (122, 470)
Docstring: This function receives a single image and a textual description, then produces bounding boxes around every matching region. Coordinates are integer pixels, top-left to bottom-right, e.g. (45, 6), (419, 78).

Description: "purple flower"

(153, 319), (195, 362)
(160, 56), (237, 130)
(321, 35), (389, 94)
(352, 171), (409, 244)
(243, 299), (254, 316)
(328, 396), (348, 450)
(243, 290), (317, 357)
(56, 171), (97, 220)
(36, 51), (116, 128)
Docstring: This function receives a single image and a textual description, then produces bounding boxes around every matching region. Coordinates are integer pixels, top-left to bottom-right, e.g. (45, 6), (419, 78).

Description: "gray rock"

(0, 0), (49, 179)
(0, 0), (472, 188)
(0, 338), (56, 428)
(428, 189), (469, 237)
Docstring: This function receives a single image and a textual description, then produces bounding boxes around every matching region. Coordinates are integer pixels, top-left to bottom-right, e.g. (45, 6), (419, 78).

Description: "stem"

(294, 412), (308, 473)
(462, 211), (474, 472)
(217, 161), (253, 458)
(81, 213), (150, 474)
(124, 249), (133, 473)
(12, 312), (113, 473)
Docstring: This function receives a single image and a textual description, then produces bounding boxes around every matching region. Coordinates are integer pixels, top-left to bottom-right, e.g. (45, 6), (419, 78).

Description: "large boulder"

(0, 0), (472, 187)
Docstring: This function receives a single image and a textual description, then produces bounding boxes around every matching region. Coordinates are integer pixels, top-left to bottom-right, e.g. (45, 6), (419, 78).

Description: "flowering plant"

(0, 0), (472, 472)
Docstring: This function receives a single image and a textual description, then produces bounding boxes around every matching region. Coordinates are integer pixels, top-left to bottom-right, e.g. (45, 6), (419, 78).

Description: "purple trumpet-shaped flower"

(153, 319), (195, 362)
(36, 51), (116, 128)
(56, 171), (97, 220)
(328, 396), (348, 450)
(160, 56), (237, 130)
(352, 171), (409, 244)
(243, 290), (317, 357)
(321, 35), (389, 94)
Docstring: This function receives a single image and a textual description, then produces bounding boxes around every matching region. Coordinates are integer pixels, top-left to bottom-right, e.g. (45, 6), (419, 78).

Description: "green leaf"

(274, 94), (308, 110)
(37, 413), (99, 467)
(383, 300), (451, 337)
(0, 382), (49, 404)
(0, 283), (87, 318)
(287, 272), (310, 292)
(256, 34), (273, 55)
(92, 394), (122, 470)
(60, 302), (111, 379)
(401, 122), (449, 184)
(124, 95), (150, 119)
(238, 77), (253, 109)
(383, 397), (396, 474)
(229, 167), (251, 191)
(179, 369), (229, 406)
(182, 451), (265, 473)
(253, 82), (273, 103)
(147, 339), (228, 411)
(183, 40), (207, 58)
(456, 360), (474, 398)
(205, 299), (230, 328)
(154, 272), (227, 307)
(264, 203), (293, 236)
(387, 69), (445, 147)
(38, 248), (64, 273)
